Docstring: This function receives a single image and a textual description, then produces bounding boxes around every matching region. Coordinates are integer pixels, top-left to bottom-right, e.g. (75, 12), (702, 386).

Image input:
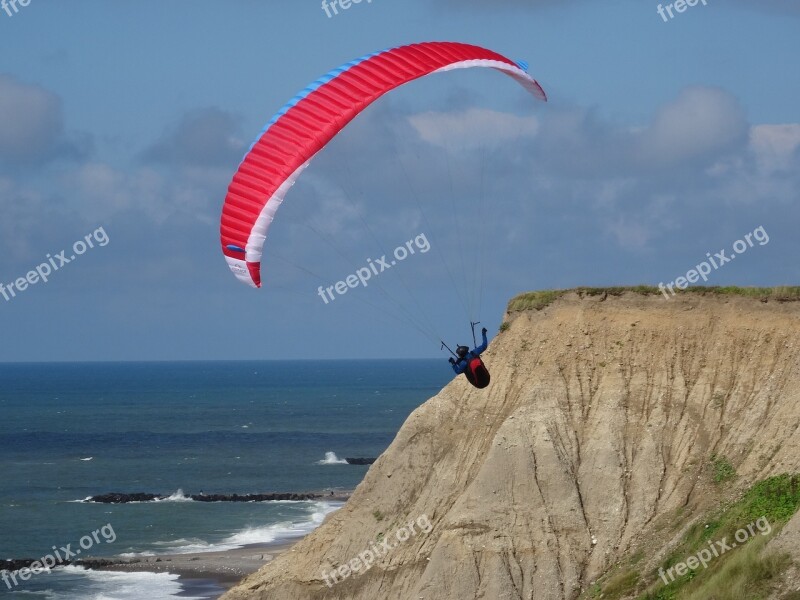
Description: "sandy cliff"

(223, 289), (800, 600)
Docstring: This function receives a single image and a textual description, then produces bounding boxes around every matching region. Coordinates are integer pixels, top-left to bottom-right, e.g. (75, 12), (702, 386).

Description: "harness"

(462, 355), (490, 389)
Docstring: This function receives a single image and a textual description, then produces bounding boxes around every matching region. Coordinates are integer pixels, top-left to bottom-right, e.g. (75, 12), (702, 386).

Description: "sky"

(0, 0), (798, 361)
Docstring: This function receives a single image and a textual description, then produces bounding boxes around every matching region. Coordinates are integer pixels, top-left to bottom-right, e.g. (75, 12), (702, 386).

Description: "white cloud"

(61, 161), (229, 225)
(606, 217), (652, 250)
(408, 108), (539, 149)
(0, 177), (53, 259)
(0, 75), (62, 163)
(749, 124), (800, 173)
(142, 108), (246, 167)
(636, 86), (748, 167)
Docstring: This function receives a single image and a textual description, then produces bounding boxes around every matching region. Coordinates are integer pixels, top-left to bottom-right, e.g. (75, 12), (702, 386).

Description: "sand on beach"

(89, 541), (295, 587)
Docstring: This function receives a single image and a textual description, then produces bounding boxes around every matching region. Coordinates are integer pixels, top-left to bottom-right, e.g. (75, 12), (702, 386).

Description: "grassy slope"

(580, 471), (800, 599)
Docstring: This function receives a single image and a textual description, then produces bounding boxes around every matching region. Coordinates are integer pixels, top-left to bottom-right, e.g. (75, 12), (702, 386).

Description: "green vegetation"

(641, 588), (677, 600)
(736, 474), (800, 524)
(602, 569), (640, 599)
(634, 474), (800, 599)
(710, 285), (800, 300)
(679, 535), (789, 600)
(574, 474), (800, 600)
(641, 536), (789, 600)
(506, 286), (800, 313)
(507, 289), (566, 312)
(711, 454), (737, 484)
(499, 321), (510, 332)
(372, 509), (384, 522)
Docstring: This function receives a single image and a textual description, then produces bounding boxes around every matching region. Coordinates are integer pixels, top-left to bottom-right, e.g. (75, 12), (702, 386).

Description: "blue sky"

(0, 0), (798, 361)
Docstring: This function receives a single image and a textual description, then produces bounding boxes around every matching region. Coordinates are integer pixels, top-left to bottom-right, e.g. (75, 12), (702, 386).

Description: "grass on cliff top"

(507, 286), (800, 313)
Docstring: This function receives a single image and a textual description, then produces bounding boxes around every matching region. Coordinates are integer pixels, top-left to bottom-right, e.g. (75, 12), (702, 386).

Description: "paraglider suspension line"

(470, 321), (481, 347)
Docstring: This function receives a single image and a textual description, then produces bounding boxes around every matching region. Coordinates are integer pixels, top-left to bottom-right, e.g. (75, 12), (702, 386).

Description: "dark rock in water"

(75, 558), (116, 569)
(190, 492), (320, 502)
(86, 491), (323, 503)
(88, 492), (160, 504)
(1, 559), (38, 573)
(345, 457), (377, 465)
(1, 557), (120, 574)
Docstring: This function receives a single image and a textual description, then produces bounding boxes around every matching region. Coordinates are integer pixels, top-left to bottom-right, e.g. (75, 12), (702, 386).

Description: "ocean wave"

(150, 537), (216, 554)
(152, 489), (193, 503)
(218, 500), (341, 549)
(117, 551), (156, 558)
(29, 566), (207, 600)
(317, 451), (348, 465)
(147, 500), (343, 554)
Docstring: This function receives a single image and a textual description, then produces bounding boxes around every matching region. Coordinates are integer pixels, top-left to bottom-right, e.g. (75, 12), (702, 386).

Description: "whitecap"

(152, 489), (193, 503)
(317, 451), (348, 465)
(34, 566), (207, 599)
(219, 501), (341, 548)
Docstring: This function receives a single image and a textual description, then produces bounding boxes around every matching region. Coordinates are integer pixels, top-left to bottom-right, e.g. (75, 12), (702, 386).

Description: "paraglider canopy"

(219, 41), (547, 289)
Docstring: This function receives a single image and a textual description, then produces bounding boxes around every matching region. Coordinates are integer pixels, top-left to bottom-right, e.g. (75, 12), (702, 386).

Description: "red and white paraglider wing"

(220, 41), (546, 288)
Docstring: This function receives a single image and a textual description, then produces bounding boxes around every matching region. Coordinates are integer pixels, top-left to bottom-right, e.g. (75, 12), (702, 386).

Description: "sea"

(0, 360), (449, 599)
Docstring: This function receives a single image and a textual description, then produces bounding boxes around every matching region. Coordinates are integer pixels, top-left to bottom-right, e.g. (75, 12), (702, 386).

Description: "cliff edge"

(223, 288), (800, 600)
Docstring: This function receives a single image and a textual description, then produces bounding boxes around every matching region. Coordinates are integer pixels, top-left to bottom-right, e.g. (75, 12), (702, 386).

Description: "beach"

(93, 541), (296, 595)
